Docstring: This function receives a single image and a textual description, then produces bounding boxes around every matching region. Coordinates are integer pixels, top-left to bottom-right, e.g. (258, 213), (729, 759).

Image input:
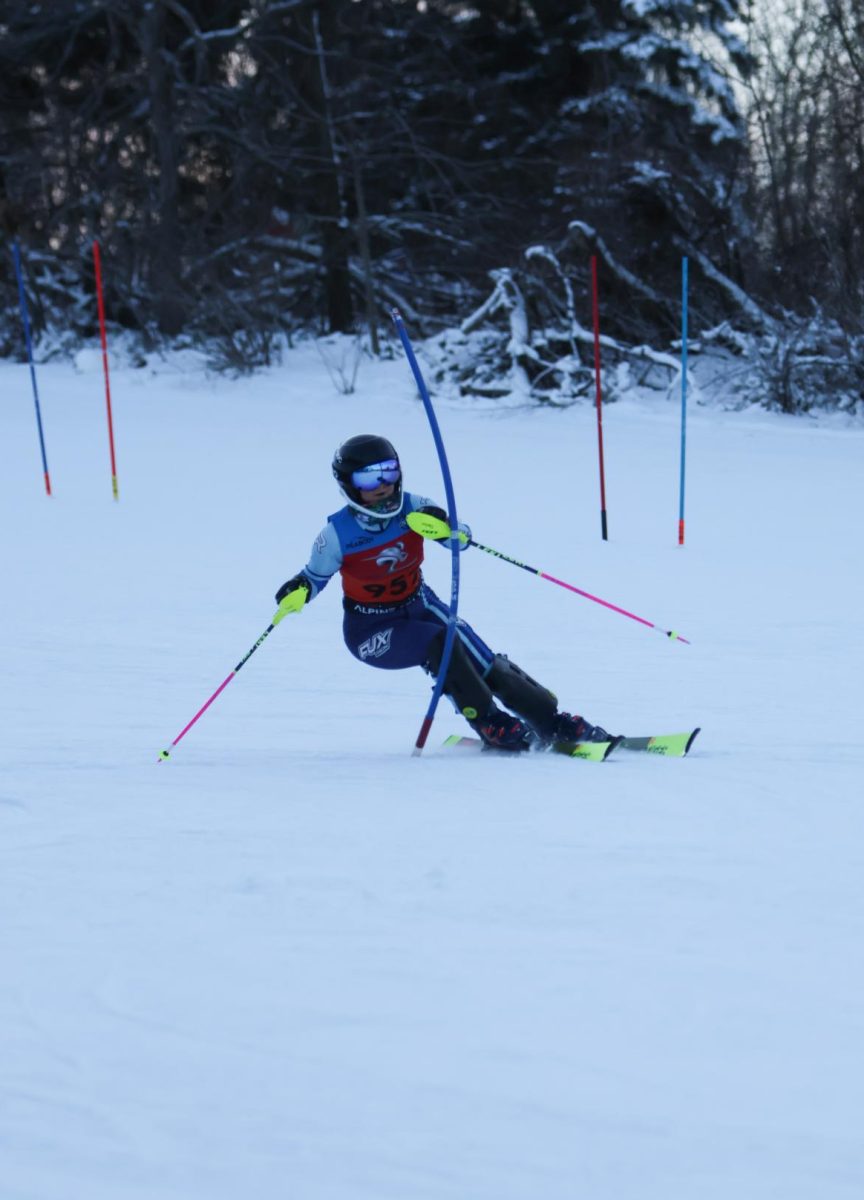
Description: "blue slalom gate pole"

(391, 309), (461, 755)
(678, 256), (688, 546)
(12, 242), (52, 496)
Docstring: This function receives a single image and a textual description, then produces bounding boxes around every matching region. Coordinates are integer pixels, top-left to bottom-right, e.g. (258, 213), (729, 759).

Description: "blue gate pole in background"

(12, 242), (53, 496)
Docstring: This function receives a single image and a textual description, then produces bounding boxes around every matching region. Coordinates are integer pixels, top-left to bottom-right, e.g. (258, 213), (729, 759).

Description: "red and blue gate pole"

(678, 256), (689, 546)
(12, 242), (52, 496)
(391, 309), (461, 755)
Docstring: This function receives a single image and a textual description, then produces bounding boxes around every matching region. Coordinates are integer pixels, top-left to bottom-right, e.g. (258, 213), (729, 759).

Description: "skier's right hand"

(274, 574), (310, 613)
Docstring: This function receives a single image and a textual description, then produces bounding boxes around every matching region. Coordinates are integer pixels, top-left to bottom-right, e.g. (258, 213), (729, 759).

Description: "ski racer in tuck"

(274, 434), (615, 752)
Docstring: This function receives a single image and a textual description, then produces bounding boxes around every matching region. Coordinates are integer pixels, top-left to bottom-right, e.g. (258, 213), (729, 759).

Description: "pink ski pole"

(406, 511), (690, 643)
(473, 536), (689, 642)
(157, 601), (294, 762)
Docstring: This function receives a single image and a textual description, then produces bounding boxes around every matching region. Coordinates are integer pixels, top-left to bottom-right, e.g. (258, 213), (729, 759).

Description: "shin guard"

(485, 654), (558, 736)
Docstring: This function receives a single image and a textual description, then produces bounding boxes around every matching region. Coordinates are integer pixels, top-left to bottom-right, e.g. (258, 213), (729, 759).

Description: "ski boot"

(551, 711), (615, 746)
(473, 706), (535, 752)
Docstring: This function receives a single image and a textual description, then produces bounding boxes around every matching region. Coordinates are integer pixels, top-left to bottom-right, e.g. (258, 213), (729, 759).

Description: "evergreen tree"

(0, 0), (760, 352)
(422, 0), (754, 340)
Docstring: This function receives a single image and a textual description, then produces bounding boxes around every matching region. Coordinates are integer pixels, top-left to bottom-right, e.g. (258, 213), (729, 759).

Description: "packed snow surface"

(2, 341), (862, 1199)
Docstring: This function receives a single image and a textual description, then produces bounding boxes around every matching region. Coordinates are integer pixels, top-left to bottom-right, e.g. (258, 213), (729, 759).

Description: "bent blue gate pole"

(678, 256), (688, 545)
(12, 242), (52, 496)
(391, 309), (460, 755)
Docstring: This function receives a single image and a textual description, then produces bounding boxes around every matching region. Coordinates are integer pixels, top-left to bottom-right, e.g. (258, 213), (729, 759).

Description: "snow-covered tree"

(434, 0), (755, 342)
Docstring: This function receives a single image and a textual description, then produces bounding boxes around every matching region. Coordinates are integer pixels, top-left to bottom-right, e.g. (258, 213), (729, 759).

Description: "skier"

(274, 434), (614, 752)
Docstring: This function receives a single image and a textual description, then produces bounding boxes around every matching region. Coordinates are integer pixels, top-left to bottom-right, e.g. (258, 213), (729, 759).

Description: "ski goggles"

(350, 459), (401, 490)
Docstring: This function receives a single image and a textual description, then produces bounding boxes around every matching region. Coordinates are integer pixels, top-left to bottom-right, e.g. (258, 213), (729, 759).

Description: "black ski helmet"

(332, 434), (403, 517)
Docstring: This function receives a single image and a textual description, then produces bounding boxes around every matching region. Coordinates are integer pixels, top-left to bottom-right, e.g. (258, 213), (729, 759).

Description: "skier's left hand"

(417, 504), (448, 527)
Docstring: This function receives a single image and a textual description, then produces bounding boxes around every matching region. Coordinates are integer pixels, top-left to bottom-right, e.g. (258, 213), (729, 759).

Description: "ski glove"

(417, 504), (447, 525)
(274, 573), (311, 611)
(451, 522), (472, 550)
(416, 506), (472, 551)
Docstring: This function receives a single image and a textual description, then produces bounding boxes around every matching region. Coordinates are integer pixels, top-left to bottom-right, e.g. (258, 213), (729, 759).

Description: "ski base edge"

(441, 734), (619, 761)
(442, 728), (700, 760)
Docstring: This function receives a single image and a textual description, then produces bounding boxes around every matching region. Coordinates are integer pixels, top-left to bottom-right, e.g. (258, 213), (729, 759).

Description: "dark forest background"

(1, 0), (862, 413)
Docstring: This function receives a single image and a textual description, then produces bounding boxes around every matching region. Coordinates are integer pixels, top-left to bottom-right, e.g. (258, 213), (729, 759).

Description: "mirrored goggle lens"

(351, 459), (400, 490)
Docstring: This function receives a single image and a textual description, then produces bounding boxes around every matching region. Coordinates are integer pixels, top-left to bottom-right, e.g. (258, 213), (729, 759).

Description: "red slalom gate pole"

(591, 255), (608, 540)
(93, 240), (119, 500)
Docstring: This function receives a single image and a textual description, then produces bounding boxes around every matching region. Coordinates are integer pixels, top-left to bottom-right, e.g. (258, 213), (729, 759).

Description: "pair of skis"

(443, 728), (701, 761)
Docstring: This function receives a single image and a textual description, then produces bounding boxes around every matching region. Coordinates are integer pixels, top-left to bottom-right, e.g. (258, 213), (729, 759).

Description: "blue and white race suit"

(295, 492), (494, 674)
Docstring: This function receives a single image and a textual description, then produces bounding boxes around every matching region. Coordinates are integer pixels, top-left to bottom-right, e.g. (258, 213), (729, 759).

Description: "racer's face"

(358, 482), (395, 505)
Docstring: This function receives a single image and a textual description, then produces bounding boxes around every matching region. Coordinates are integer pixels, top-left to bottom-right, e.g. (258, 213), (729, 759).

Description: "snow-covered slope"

(2, 343), (862, 1199)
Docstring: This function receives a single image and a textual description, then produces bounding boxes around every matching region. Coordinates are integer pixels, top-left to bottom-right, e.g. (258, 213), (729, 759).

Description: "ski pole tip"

(157, 749), (170, 762)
